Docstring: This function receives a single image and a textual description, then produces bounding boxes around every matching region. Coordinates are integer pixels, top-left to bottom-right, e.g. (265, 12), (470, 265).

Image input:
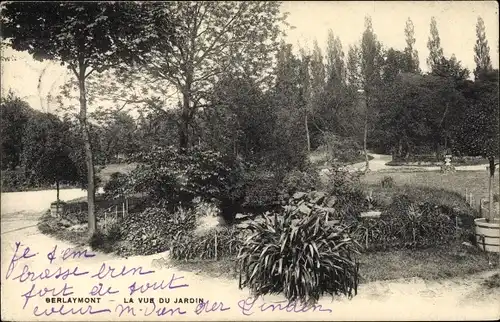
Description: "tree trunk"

(488, 156), (495, 221)
(305, 113), (311, 153)
(363, 96), (369, 172)
(56, 180), (60, 203)
(178, 115), (189, 152)
(78, 66), (97, 236)
(179, 90), (191, 152)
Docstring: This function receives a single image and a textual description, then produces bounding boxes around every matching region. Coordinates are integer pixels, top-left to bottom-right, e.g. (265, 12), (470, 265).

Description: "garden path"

(347, 153), (495, 172)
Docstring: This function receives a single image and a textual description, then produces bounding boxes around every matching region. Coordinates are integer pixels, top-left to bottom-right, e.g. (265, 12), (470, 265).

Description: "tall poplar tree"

(473, 16), (493, 80)
(346, 45), (361, 89)
(359, 16), (383, 171)
(427, 17), (444, 73)
(325, 30), (346, 92)
(404, 17), (420, 73)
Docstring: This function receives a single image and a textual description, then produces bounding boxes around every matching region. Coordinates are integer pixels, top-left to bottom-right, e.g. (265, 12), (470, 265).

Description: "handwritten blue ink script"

(3, 242), (333, 319)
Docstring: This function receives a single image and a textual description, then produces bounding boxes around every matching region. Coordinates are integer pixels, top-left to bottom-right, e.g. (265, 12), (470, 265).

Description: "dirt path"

(2, 189), (499, 321)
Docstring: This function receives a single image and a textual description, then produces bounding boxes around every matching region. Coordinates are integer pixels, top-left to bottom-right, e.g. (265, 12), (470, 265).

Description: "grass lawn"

(361, 170), (499, 206)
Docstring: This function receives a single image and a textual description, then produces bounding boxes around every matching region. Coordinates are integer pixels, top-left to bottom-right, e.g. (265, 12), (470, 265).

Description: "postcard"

(1, 1), (499, 321)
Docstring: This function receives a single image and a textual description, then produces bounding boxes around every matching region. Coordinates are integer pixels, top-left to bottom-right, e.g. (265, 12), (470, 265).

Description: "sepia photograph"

(1, 1), (499, 321)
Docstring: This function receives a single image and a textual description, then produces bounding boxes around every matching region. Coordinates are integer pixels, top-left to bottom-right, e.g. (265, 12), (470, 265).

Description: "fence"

(102, 199), (130, 230)
(465, 188), (488, 217)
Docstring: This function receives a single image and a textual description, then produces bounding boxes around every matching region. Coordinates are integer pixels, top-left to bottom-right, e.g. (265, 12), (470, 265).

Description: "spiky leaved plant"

(238, 208), (360, 305)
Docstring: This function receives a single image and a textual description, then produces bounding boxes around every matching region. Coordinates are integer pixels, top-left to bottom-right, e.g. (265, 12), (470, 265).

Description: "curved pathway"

(347, 153), (495, 173)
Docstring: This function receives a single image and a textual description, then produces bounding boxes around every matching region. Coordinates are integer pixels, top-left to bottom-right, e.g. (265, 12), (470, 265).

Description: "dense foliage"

(117, 207), (197, 256)
(122, 145), (246, 209)
(354, 196), (464, 251)
(238, 210), (360, 305)
(170, 227), (242, 261)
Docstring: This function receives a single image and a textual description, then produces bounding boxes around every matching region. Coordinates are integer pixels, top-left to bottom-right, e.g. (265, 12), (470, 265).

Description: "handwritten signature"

(4, 242), (334, 317)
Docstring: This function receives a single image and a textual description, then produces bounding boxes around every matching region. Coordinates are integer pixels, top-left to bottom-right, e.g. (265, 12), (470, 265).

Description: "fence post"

(465, 188), (469, 203)
(479, 198), (483, 217)
(214, 231), (218, 261)
(104, 212), (107, 230)
(122, 203), (125, 219)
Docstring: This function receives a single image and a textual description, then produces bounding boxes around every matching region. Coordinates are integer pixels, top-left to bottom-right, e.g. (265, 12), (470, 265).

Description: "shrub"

(101, 215), (122, 242)
(321, 168), (367, 222)
(354, 197), (459, 251)
(319, 134), (362, 164)
(242, 169), (282, 208)
(323, 167), (363, 195)
(89, 231), (114, 253)
(124, 145), (247, 209)
(103, 172), (128, 200)
(238, 209), (360, 305)
(170, 227), (241, 261)
(380, 176), (395, 188)
(117, 206), (197, 256)
(281, 167), (320, 197)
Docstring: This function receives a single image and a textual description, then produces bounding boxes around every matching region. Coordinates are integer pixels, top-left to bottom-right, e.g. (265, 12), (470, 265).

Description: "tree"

(326, 30), (346, 90)
(382, 48), (406, 84)
(1, 2), (176, 235)
(403, 18), (420, 73)
(346, 44), (361, 89)
(427, 17), (444, 73)
(359, 16), (383, 171)
(21, 113), (81, 202)
(374, 73), (435, 156)
(429, 55), (470, 155)
(118, 2), (286, 152)
(298, 48), (312, 153)
(474, 16), (493, 80)
(453, 70), (499, 220)
(93, 111), (138, 163)
(310, 40), (326, 105)
(207, 75), (275, 162)
(0, 92), (31, 170)
(272, 42), (308, 169)
(316, 31), (352, 140)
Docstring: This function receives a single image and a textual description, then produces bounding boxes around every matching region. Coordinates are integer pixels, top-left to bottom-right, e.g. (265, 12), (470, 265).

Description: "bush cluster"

(114, 146), (321, 219)
(354, 196), (460, 251)
(280, 167), (320, 197)
(170, 227), (241, 261)
(238, 209), (360, 305)
(103, 172), (128, 200)
(321, 168), (369, 222)
(119, 146), (247, 210)
(117, 207), (197, 256)
(380, 176), (395, 188)
(318, 134), (363, 164)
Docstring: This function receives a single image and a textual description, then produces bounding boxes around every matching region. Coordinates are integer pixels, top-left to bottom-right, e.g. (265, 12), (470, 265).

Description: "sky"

(1, 1), (499, 114)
